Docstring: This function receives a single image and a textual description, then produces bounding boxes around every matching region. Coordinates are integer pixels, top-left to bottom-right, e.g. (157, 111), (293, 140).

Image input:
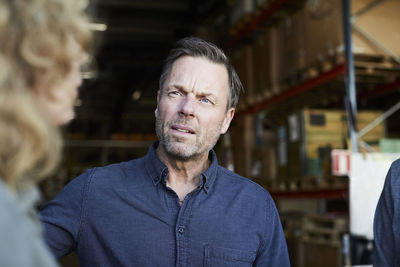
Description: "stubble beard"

(155, 115), (222, 161)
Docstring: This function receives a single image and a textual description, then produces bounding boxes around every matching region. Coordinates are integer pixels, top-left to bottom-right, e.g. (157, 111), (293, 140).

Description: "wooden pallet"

(354, 54), (400, 81)
(302, 215), (348, 245)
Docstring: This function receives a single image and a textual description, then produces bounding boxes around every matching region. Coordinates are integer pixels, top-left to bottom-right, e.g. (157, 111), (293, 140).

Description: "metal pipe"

(359, 140), (377, 153)
(342, 0), (358, 152)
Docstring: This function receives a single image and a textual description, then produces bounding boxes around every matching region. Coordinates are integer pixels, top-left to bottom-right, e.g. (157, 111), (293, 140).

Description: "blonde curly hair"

(0, 0), (92, 190)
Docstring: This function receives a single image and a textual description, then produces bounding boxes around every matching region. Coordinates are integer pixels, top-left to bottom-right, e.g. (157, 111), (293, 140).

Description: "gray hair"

(159, 37), (243, 109)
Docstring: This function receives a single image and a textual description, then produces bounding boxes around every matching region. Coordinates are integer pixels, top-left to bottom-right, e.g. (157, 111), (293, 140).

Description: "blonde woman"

(0, 0), (91, 265)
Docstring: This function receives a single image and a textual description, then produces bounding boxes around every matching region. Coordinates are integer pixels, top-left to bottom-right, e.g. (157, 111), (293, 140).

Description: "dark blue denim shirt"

(40, 142), (290, 267)
(374, 159), (400, 266)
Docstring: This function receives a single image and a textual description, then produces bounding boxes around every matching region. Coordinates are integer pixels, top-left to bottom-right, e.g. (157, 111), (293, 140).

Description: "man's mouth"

(171, 125), (195, 134)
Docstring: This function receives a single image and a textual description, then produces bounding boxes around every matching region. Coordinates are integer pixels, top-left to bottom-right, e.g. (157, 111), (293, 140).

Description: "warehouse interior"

(41, 0), (400, 266)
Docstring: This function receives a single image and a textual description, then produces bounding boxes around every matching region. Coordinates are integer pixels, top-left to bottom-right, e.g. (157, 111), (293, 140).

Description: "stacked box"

(284, 214), (348, 266)
(284, 109), (385, 178)
(231, 44), (256, 105)
(303, 241), (341, 267)
(279, 10), (307, 83)
(231, 0), (400, 105)
(251, 129), (278, 184)
(253, 26), (281, 99)
(301, 215), (348, 267)
(303, 0), (344, 65)
(302, 0), (400, 67)
(353, 0), (400, 56)
(230, 115), (255, 178)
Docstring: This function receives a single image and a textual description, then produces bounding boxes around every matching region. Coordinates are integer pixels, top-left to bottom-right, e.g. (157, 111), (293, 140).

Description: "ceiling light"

(88, 23), (107, 32)
(132, 91), (141, 101)
(81, 71), (95, 79)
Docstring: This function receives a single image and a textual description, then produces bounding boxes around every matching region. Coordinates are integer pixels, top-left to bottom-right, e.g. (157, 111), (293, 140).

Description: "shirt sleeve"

(373, 160), (400, 266)
(39, 168), (94, 258)
(254, 193), (291, 267)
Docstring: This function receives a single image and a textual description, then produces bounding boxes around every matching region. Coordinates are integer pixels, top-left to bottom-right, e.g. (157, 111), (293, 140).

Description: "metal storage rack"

(226, 0), (400, 265)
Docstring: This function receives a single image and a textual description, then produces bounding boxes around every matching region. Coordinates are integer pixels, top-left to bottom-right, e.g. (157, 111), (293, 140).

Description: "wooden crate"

(286, 109), (385, 178)
(302, 215), (348, 245)
(302, 240), (342, 267)
(301, 215), (348, 267)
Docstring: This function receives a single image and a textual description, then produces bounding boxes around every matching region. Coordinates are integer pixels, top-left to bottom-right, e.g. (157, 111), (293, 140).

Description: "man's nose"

(179, 94), (195, 116)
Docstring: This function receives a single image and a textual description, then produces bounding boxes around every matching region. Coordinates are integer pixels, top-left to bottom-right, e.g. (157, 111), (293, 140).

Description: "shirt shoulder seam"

(75, 167), (96, 245)
(218, 167), (270, 196)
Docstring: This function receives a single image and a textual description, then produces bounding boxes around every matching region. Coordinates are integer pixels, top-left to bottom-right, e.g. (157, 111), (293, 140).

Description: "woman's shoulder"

(0, 180), (59, 266)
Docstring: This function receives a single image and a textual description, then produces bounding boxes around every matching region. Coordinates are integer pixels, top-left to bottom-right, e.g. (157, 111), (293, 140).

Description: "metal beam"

(237, 63), (346, 116)
(342, 0), (358, 152)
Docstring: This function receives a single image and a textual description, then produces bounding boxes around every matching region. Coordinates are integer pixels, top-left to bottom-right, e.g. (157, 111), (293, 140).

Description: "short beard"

(155, 115), (221, 161)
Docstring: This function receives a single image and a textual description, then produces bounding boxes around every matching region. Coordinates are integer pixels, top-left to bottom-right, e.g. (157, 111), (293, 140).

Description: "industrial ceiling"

(70, 0), (228, 138)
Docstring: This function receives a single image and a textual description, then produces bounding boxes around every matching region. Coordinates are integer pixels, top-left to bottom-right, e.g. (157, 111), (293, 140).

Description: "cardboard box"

(354, 0), (400, 56)
(303, 0), (343, 65)
(230, 115), (255, 178)
(303, 241), (341, 267)
(279, 10), (307, 82)
(302, 0), (400, 67)
(231, 44), (256, 105)
(283, 109), (385, 178)
(253, 26), (281, 99)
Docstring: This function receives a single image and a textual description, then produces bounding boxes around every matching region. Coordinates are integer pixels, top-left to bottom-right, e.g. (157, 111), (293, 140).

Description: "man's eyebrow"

(168, 84), (186, 91)
(167, 84), (217, 99)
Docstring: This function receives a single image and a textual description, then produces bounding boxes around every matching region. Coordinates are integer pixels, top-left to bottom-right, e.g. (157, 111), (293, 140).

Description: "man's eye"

(168, 91), (180, 96)
(200, 98), (211, 104)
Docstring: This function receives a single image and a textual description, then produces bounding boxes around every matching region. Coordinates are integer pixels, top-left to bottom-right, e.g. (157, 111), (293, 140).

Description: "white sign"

(350, 153), (400, 239)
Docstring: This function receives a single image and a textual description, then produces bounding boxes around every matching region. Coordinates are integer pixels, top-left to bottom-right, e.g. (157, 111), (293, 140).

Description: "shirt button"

(178, 227), (184, 234)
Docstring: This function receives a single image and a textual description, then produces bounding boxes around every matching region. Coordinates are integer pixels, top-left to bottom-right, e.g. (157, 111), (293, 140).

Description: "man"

(40, 37), (290, 266)
(373, 159), (400, 266)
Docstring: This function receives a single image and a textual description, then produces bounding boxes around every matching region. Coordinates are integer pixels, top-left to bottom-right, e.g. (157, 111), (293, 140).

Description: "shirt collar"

(144, 141), (219, 192)
(144, 141), (168, 186)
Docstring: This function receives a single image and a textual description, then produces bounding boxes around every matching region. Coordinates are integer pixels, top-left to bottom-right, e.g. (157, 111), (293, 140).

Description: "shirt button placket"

(176, 225), (185, 266)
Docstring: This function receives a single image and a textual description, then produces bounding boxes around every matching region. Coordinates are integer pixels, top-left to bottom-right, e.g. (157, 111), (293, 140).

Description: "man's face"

(155, 56), (235, 160)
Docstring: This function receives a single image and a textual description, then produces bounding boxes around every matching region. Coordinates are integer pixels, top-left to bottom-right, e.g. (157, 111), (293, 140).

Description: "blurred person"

(40, 37), (290, 266)
(373, 159), (400, 266)
(0, 0), (91, 266)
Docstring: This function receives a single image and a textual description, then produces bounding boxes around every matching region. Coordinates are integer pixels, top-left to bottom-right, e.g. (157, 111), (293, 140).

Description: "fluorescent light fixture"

(88, 23), (107, 32)
(81, 71), (95, 79)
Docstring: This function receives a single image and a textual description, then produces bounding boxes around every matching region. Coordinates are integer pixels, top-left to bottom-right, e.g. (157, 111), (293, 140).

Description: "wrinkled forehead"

(166, 56), (230, 96)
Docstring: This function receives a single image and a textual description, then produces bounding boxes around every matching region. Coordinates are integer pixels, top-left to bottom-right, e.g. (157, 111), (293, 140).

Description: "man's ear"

(155, 90), (160, 117)
(220, 108), (235, 134)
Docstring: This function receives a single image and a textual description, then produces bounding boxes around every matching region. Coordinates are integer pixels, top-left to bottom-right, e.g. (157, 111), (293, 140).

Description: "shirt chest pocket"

(204, 245), (256, 267)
